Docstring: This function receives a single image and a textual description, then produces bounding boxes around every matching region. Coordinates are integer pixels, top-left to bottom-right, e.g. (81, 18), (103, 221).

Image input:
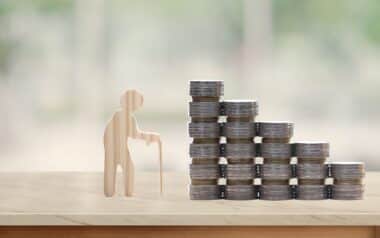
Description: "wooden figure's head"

(120, 90), (144, 112)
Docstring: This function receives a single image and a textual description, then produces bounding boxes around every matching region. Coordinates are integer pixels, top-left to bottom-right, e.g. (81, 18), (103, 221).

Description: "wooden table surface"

(0, 172), (379, 226)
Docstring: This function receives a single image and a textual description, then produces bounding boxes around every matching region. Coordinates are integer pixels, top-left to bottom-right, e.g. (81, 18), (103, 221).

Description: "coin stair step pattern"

(188, 80), (366, 200)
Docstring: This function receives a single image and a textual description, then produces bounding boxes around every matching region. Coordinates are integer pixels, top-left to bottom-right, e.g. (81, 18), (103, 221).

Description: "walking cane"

(157, 139), (163, 195)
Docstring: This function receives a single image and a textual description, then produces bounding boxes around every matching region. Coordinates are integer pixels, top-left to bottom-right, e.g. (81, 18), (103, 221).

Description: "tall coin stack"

(258, 122), (294, 200)
(223, 100), (258, 200)
(295, 142), (329, 200)
(189, 81), (223, 200)
(331, 162), (365, 200)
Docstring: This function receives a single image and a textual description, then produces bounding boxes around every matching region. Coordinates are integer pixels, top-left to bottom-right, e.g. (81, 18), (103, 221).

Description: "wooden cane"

(157, 139), (163, 195)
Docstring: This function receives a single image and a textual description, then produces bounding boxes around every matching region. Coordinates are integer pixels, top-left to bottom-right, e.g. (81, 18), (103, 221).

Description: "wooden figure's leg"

(104, 142), (117, 197)
(123, 147), (135, 197)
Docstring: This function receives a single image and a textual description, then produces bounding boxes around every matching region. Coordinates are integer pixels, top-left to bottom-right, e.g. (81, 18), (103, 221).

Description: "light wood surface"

(104, 90), (162, 197)
(0, 226), (376, 238)
(0, 172), (379, 226)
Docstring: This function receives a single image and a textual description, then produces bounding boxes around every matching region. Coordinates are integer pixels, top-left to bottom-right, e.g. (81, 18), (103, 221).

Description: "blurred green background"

(0, 0), (379, 172)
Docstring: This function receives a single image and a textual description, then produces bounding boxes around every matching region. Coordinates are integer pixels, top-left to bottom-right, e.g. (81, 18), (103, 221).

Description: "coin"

(256, 122), (294, 139)
(332, 184), (364, 200)
(189, 101), (220, 118)
(331, 162), (365, 180)
(226, 164), (254, 180)
(222, 100), (258, 117)
(260, 143), (292, 159)
(262, 164), (292, 180)
(190, 164), (220, 180)
(225, 185), (255, 200)
(260, 185), (292, 200)
(188, 122), (220, 138)
(190, 80), (224, 97)
(225, 143), (255, 158)
(190, 185), (221, 200)
(297, 185), (326, 200)
(189, 143), (220, 159)
(224, 122), (255, 138)
(297, 163), (327, 180)
(295, 142), (329, 158)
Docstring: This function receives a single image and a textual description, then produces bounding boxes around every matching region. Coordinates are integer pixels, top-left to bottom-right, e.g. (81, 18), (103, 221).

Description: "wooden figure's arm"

(140, 132), (161, 145)
(130, 117), (161, 145)
(135, 130), (161, 145)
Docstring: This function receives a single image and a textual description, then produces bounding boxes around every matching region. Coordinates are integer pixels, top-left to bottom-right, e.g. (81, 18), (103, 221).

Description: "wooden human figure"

(104, 90), (162, 197)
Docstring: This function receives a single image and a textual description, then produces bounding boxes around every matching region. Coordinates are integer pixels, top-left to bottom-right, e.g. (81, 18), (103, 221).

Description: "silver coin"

(256, 122), (293, 138)
(225, 185), (255, 200)
(295, 142), (329, 158)
(190, 185), (220, 200)
(224, 122), (255, 138)
(262, 164), (292, 180)
(260, 143), (292, 159)
(332, 184), (364, 200)
(189, 122), (220, 138)
(225, 143), (255, 158)
(189, 143), (220, 158)
(189, 102), (220, 118)
(222, 100), (259, 117)
(297, 185), (326, 200)
(226, 164), (254, 180)
(260, 185), (292, 200)
(190, 80), (224, 97)
(297, 164), (327, 180)
(190, 164), (220, 180)
(331, 162), (365, 180)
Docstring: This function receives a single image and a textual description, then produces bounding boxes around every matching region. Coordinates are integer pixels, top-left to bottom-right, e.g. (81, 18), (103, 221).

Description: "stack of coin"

(331, 162), (365, 200)
(257, 122), (293, 200)
(295, 142), (329, 200)
(223, 100), (258, 200)
(187, 80), (366, 201)
(189, 80), (223, 200)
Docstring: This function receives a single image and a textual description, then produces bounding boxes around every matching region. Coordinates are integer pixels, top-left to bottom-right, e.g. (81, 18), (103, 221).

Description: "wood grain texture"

(104, 90), (162, 197)
(0, 226), (375, 238)
(0, 172), (379, 225)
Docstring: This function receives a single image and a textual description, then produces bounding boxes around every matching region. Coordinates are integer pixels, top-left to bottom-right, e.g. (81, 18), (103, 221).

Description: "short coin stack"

(331, 162), (365, 200)
(295, 142), (329, 200)
(189, 81), (223, 200)
(258, 122), (293, 200)
(223, 100), (258, 200)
